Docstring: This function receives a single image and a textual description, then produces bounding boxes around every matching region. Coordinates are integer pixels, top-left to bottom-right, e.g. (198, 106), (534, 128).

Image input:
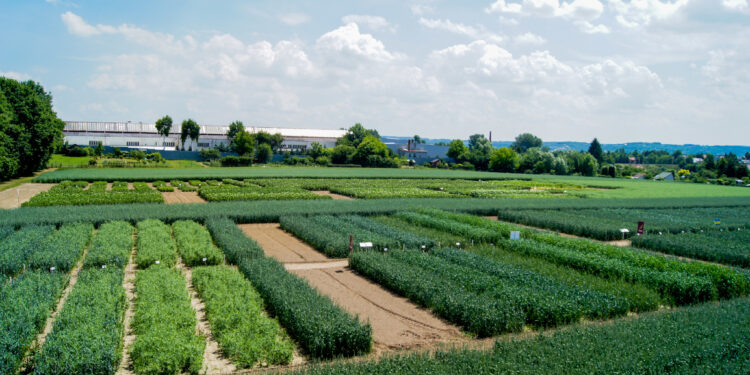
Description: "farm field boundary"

(3, 196), (750, 227)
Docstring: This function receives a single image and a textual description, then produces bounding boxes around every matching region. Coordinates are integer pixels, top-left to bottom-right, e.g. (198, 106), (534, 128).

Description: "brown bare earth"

(292, 265), (465, 351)
(310, 190), (355, 200)
(0, 183), (54, 209)
(116, 237), (137, 375)
(239, 224), (331, 263)
(179, 259), (237, 374)
(162, 191), (206, 204)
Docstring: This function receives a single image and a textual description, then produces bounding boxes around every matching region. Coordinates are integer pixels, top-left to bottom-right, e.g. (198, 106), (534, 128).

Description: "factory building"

(62, 121), (347, 152)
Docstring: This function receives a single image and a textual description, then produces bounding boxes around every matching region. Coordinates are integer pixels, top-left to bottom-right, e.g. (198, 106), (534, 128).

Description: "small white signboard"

(359, 242), (373, 248)
(509, 231), (521, 240)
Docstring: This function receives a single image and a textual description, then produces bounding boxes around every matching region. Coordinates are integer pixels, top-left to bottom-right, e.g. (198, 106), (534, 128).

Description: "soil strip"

(162, 191), (206, 204)
(116, 235), (138, 375)
(310, 190), (355, 200)
(239, 224), (332, 263)
(0, 183), (55, 209)
(284, 260), (349, 271)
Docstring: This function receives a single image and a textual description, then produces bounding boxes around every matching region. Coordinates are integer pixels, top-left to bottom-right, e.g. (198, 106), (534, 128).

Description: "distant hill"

(384, 136), (750, 156)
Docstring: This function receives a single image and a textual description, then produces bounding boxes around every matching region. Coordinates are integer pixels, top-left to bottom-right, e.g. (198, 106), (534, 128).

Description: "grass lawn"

(46, 155), (91, 168)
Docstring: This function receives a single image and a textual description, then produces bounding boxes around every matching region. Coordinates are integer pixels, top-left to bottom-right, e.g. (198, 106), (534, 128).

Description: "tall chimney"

(489, 131), (492, 143)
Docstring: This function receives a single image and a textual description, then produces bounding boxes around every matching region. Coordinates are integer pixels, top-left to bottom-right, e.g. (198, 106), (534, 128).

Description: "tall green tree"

(413, 135), (425, 144)
(180, 119), (200, 150)
(468, 134), (493, 170)
(255, 131), (284, 152)
(227, 121), (244, 141)
(337, 123), (379, 147)
(446, 140), (468, 161)
(511, 133), (543, 153)
(0, 77), (64, 180)
(232, 130), (255, 156)
(155, 115), (173, 150)
(489, 147), (518, 172)
(255, 143), (273, 163)
(588, 138), (603, 162)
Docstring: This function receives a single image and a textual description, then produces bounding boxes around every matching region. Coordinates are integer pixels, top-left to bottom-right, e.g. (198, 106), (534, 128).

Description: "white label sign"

(510, 231), (521, 240)
(359, 242), (373, 248)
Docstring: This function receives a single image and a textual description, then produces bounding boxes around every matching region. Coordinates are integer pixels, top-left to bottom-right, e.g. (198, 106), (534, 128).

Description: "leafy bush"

(192, 266), (294, 367)
(172, 220), (223, 266)
(136, 219), (178, 269)
(130, 265), (204, 375)
(220, 156), (253, 167)
(83, 221), (134, 269)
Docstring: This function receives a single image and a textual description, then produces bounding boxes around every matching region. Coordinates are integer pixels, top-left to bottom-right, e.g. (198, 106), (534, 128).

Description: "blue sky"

(2, 0), (749, 144)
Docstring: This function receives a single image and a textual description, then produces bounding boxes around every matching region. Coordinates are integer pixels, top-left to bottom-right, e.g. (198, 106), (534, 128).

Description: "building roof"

(63, 121), (347, 139)
(654, 172), (673, 180)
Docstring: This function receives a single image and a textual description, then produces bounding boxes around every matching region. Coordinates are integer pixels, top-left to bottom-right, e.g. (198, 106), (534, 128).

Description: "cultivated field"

(0, 167), (748, 374)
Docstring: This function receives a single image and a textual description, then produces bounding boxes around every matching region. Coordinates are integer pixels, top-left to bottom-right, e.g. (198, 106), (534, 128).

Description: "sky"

(1, 0), (749, 144)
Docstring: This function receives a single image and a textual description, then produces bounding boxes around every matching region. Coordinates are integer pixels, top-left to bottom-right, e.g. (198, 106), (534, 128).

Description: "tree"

(745, 152), (750, 160)
(588, 138), (603, 163)
(155, 115), (173, 150)
(227, 121), (244, 141)
(489, 147), (518, 172)
(468, 134), (493, 170)
(180, 119), (201, 150)
(255, 131), (284, 152)
(199, 148), (220, 161)
(511, 133), (542, 153)
(352, 135), (389, 165)
(704, 154), (715, 170)
(331, 145), (355, 164)
(0, 77), (65, 180)
(255, 143), (273, 163)
(308, 142), (326, 158)
(232, 130), (255, 156)
(337, 123), (379, 147)
(446, 140), (468, 160)
(94, 141), (104, 157)
(413, 135), (425, 144)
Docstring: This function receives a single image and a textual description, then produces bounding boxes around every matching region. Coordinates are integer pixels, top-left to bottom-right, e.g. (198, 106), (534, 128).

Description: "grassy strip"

(0, 225), (55, 276)
(28, 223), (94, 273)
(130, 265), (204, 375)
(0, 271), (67, 375)
(83, 221), (135, 269)
(172, 220), (223, 266)
(4, 196), (750, 228)
(135, 219), (178, 269)
(192, 266), (294, 367)
(277, 297), (750, 374)
(205, 218), (372, 359)
(33, 267), (126, 375)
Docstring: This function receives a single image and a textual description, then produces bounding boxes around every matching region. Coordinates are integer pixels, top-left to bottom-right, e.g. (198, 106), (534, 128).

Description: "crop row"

(192, 265), (294, 367)
(135, 219), (177, 269)
(84, 221), (135, 269)
(24, 180), (163, 207)
(198, 184), (328, 202)
(170, 180), (197, 192)
(205, 218), (372, 359)
(172, 220), (223, 266)
(280, 215), (433, 257)
(5, 196), (749, 228)
(0, 271), (67, 375)
(28, 223), (94, 273)
(152, 180), (174, 192)
(130, 265), (204, 375)
(279, 296), (750, 374)
(637, 230), (750, 268)
(0, 225), (55, 276)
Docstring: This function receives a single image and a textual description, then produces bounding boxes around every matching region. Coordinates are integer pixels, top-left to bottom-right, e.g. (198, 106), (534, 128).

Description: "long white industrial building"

(63, 121), (347, 151)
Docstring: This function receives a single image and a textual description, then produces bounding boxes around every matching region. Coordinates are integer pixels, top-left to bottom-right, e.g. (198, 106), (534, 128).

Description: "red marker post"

(349, 235), (353, 254)
(637, 221), (645, 235)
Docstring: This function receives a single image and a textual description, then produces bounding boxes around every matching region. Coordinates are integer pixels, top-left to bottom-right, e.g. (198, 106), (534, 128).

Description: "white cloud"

(418, 17), (504, 43)
(0, 71), (32, 81)
(316, 23), (396, 62)
(341, 15), (391, 31)
(514, 32), (547, 44)
(608, 0), (689, 28)
(61, 11), (115, 36)
(278, 13), (310, 26)
(410, 3), (435, 15)
(486, 0), (608, 33)
(722, 0), (749, 11)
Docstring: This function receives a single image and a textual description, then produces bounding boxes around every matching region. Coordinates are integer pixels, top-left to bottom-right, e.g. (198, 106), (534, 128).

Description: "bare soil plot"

(239, 224), (331, 263)
(0, 183), (54, 209)
(310, 190), (355, 200)
(162, 191), (206, 204)
(292, 266), (465, 351)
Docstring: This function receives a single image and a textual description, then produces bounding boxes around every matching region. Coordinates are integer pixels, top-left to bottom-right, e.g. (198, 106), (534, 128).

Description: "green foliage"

(0, 225), (55, 276)
(198, 182), (328, 201)
(337, 123), (379, 147)
(638, 230), (750, 268)
(226, 120), (244, 144)
(180, 119), (201, 149)
(33, 267), (126, 375)
(169, 180), (197, 192)
(588, 138), (603, 162)
(136, 220), (178, 269)
(172, 220), (223, 266)
(130, 265), (204, 375)
(232, 131), (255, 156)
(205, 218), (372, 359)
(330, 145), (355, 164)
(152, 180), (174, 192)
(84, 221), (135, 269)
(255, 131), (284, 152)
(279, 297), (750, 374)
(255, 143), (273, 164)
(0, 271), (66, 375)
(511, 133), (543, 153)
(24, 180), (164, 207)
(155, 115), (173, 139)
(192, 266), (294, 367)
(489, 147), (518, 172)
(198, 148), (220, 161)
(28, 222), (93, 272)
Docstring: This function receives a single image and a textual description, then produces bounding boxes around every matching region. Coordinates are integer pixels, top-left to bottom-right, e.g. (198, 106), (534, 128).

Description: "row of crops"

(495, 206), (750, 268)
(23, 180), (163, 207)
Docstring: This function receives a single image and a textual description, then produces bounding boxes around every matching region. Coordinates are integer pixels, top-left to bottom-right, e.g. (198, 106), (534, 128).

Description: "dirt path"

(0, 183), (55, 209)
(162, 191), (206, 204)
(310, 190), (354, 200)
(178, 259), (237, 374)
(239, 224), (331, 263)
(116, 236), (138, 375)
(284, 260), (349, 271)
(291, 266), (465, 351)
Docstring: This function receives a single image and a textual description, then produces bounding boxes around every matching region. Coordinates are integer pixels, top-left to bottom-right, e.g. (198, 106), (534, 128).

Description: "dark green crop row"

(192, 265), (294, 367)
(637, 230), (750, 268)
(23, 180), (164, 207)
(204, 218), (372, 359)
(33, 267), (126, 375)
(28, 223), (94, 273)
(198, 184), (329, 202)
(275, 297), (750, 375)
(83, 221), (135, 269)
(0, 225), (55, 276)
(172, 220), (223, 266)
(3, 197), (749, 228)
(170, 180), (197, 192)
(135, 219), (178, 269)
(0, 225), (13, 240)
(130, 265), (204, 375)
(0, 271), (67, 375)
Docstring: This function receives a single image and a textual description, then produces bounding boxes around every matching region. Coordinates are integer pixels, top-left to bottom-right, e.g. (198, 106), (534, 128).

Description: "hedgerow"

(33, 267), (126, 375)
(27, 222), (94, 272)
(192, 266), (294, 367)
(83, 221), (135, 269)
(205, 218), (372, 359)
(135, 219), (177, 269)
(0, 271), (67, 375)
(0, 225), (55, 276)
(172, 220), (223, 266)
(130, 265), (204, 375)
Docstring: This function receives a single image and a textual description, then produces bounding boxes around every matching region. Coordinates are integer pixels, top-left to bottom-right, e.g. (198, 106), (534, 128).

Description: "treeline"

(0, 77), (64, 181)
